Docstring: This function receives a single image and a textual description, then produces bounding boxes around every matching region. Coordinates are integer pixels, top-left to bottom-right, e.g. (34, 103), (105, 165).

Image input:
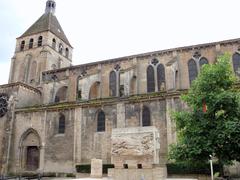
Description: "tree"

(169, 53), (240, 175)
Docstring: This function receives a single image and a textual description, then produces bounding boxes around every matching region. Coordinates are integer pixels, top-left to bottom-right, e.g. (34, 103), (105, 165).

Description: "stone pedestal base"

(90, 159), (102, 178)
(108, 166), (167, 180)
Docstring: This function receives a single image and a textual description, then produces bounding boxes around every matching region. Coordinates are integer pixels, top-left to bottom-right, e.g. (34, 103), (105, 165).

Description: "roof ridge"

(18, 13), (72, 47)
(48, 13), (51, 30)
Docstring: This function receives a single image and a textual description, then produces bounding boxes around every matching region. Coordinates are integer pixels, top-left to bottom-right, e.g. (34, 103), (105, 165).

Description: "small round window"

(0, 94), (8, 118)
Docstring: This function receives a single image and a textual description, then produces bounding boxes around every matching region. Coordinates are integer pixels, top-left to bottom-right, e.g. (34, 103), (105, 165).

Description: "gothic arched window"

(89, 81), (100, 99)
(20, 41), (25, 51)
(29, 39), (34, 49)
(147, 65), (155, 92)
(232, 53), (240, 76)
(76, 76), (82, 100)
(55, 86), (68, 102)
(38, 36), (43, 47)
(142, 106), (151, 126)
(199, 57), (209, 68)
(97, 110), (105, 132)
(157, 64), (165, 91)
(0, 94), (8, 118)
(29, 61), (37, 83)
(130, 76), (136, 95)
(52, 38), (56, 49)
(58, 114), (65, 134)
(65, 48), (69, 58)
(59, 43), (63, 54)
(188, 59), (198, 85)
(109, 71), (117, 97)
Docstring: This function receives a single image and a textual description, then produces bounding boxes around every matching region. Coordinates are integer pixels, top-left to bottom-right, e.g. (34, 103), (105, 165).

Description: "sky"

(0, 0), (240, 84)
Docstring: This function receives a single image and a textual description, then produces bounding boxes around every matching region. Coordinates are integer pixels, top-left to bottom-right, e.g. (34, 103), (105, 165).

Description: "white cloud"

(1, 0), (240, 84)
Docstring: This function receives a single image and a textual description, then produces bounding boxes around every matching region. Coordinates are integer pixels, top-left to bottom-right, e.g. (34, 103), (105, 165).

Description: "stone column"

(74, 107), (82, 164)
(166, 98), (176, 149)
(90, 159), (102, 178)
(117, 103), (125, 128)
(8, 57), (16, 83)
(39, 110), (47, 172)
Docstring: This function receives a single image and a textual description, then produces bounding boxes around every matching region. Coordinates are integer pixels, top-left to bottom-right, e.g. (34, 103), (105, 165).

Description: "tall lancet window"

(157, 64), (165, 91)
(97, 110), (105, 132)
(109, 71), (117, 97)
(147, 65), (155, 92)
(233, 53), (240, 76)
(142, 106), (151, 127)
(58, 114), (65, 134)
(188, 59), (198, 85)
(199, 57), (208, 68)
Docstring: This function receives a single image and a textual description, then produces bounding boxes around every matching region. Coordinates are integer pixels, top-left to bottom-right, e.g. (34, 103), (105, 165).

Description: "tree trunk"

(218, 159), (224, 177)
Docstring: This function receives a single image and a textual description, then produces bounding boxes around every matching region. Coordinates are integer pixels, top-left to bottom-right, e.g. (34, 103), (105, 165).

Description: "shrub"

(76, 164), (115, 174)
(167, 162), (221, 175)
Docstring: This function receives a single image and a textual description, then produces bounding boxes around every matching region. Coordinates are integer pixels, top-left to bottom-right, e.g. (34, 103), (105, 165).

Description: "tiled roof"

(19, 13), (72, 47)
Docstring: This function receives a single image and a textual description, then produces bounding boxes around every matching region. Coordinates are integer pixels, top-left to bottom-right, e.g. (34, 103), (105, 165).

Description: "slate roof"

(19, 13), (72, 47)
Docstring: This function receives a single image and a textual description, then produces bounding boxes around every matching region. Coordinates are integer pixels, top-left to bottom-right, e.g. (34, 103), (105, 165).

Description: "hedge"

(76, 164), (114, 174)
(167, 162), (221, 175)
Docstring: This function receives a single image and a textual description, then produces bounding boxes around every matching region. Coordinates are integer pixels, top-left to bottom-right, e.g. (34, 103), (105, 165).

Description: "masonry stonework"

(0, 0), (240, 177)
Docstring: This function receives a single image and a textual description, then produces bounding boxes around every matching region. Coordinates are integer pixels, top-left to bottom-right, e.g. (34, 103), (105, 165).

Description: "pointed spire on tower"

(45, 0), (56, 15)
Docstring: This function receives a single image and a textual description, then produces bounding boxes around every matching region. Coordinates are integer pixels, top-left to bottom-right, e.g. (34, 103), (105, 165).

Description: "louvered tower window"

(38, 36), (43, 47)
(65, 48), (69, 58)
(20, 41), (25, 51)
(29, 39), (34, 49)
(52, 38), (56, 49)
(59, 43), (63, 54)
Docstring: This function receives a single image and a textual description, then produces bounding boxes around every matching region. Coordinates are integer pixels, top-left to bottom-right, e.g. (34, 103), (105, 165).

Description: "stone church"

(0, 0), (240, 177)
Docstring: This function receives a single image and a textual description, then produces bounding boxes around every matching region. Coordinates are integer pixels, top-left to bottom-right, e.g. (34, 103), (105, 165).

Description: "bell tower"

(45, 0), (56, 14)
(9, 0), (73, 86)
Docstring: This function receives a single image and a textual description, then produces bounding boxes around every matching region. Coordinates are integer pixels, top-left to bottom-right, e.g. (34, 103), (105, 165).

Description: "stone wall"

(44, 110), (74, 173)
(40, 40), (240, 103)
(10, 31), (72, 86)
(80, 105), (117, 164)
(2, 38), (240, 176)
(8, 108), (74, 174)
(0, 116), (7, 174)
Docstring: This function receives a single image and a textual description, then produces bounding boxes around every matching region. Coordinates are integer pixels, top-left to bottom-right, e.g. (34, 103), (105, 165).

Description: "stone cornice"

(0, 82), (42, 95)
(42, 37), (240, 75)
(15, 90), (188, 113)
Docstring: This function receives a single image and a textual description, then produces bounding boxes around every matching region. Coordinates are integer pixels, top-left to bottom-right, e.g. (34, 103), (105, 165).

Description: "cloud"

(0, 61), (10, 85)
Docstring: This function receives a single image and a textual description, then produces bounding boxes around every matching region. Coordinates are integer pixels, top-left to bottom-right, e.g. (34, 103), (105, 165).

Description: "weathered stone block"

(90, 158), (103, 178)
(111, 126), (160, 168)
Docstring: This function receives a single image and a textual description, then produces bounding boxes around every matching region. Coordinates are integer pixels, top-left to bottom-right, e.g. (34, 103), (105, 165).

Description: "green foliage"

(76, 164), (114, 174)
(103, 164), (115, 174)
(76, 164), (91, 173)
(167, 162), (221, 175)
(169, 53), (240, 168)
(66, 173), (76, 177)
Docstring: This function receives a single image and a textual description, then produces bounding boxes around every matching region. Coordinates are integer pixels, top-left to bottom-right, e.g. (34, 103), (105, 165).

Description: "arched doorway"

(19, 129), (41, 171)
